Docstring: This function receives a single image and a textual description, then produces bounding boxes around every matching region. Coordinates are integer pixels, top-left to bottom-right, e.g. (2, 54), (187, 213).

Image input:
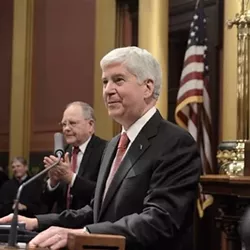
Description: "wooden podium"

(0, 233), (125, 250)
(67, 233), (125, 250)
(200, 174), (250, 250)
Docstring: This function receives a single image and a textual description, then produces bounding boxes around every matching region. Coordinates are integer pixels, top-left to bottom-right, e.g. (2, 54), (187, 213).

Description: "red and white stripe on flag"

(175, 2), (214, 217)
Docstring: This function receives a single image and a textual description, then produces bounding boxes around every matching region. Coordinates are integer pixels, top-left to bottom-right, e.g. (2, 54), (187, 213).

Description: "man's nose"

(104, 81), (116, 94)
(63, 123), (71, 131)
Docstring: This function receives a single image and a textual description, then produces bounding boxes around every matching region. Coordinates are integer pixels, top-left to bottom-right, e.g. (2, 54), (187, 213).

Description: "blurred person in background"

(0, 156), (43, 217)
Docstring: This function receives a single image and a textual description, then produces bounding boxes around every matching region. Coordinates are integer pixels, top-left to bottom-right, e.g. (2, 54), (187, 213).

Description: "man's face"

(102, 63), (149, 129)
(12, 161), (28, 179)
(61, 105), (94, 146)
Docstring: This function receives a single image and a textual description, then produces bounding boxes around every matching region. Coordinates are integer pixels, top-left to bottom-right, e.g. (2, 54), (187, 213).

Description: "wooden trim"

(138, 0), (168, 119)
(93, 0), (116, 140)
(9, 0), (34, 166)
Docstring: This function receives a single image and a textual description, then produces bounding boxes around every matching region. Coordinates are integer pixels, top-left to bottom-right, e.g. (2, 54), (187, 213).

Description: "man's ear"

(88, 119), (94, 127)
(144, 79), (154, 98)
(25, 165), (28, 172)
(88, 119), (95, 133)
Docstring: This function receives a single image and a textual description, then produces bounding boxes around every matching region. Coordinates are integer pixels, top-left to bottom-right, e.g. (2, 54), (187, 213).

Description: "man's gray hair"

(11, 156), (28, 166)
(100, 46), (162, 100)
(66, 101), (96, 121)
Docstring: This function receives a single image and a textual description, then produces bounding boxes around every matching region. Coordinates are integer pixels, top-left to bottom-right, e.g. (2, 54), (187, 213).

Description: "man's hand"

(12, 201), (27, 211)
(28, 226), (86, 250)
(0, 213), (38, 231)
(44, 155), (61, 187)
(44, 153), (73, 185)
(18, 203), (27, 211)
(53, 153), (74, 184)
(48, 168), (61, 187)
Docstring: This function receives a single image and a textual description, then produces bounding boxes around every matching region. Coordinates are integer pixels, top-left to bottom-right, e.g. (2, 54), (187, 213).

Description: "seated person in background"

(0, 166), (8, 189)
(41, 101), (107, 213)
(0, 156), (43, 217)
(0, 47), (201, 250)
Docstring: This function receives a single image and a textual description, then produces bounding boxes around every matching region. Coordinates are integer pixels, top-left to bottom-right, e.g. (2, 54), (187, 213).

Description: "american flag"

(175, 1), (214, 217)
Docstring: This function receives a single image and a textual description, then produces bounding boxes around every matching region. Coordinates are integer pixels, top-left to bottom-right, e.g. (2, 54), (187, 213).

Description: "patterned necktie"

(66, 146), (80, 209)
(103, 132), (129, 199)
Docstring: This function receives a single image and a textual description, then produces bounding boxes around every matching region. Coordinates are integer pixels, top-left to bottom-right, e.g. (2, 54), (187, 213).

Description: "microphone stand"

(8, 158), (61, 247)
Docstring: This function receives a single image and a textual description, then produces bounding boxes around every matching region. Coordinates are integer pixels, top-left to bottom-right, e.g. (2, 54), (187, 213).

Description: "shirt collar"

(74, 135), (92, 154)
(16, 174), (28, 183)
(122, 107), (157, 143)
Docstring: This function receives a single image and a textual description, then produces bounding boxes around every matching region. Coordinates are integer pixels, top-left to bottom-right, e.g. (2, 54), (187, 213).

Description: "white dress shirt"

(122, 106), (157, 152)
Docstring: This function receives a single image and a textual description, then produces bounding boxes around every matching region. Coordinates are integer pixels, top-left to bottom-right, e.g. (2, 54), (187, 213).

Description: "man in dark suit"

(0, 47), (201, 250)
(42, 101), (107, 212)
(0, 157), (42, 217)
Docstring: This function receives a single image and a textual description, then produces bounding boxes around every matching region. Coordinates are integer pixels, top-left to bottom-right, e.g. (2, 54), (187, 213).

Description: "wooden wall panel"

(0, 0), (13, 159)
(31, 0), (96, 152)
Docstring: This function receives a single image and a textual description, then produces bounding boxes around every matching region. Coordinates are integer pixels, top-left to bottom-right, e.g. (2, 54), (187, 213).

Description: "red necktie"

(66, 146), (80, 209)
(103, 132), (129, 199)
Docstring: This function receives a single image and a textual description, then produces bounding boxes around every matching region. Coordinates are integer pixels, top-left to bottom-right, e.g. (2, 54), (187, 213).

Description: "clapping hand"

(12, 200), (27, 211)
(44, 153), (73, 185)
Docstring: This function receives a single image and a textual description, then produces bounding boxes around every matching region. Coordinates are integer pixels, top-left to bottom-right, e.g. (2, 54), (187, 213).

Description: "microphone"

(240, 207), (250, 250)
(54, 132), (64, 158)
(7, 132), (65, 247)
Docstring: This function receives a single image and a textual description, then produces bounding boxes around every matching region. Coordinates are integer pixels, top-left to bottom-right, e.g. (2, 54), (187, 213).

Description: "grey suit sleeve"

(36, 213), (61, 231)
(87, 132), (201, 248)
(36, 205), (94, 231)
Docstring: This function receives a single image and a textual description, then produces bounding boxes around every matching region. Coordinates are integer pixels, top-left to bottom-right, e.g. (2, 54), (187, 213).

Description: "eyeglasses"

(59, 120), (81, 129)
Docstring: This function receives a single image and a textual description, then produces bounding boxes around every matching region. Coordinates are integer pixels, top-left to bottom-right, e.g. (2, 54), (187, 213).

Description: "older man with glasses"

(41, 101), (107, 213)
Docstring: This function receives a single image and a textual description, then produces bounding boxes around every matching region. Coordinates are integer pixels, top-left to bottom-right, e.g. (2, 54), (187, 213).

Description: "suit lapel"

(99, 134), (150, 218)
(78, 135), (96, 176)
(93, 137), (118, 222)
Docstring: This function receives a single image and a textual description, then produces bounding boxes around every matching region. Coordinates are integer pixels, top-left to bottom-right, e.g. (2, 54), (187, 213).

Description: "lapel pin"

(139, 144), (143, 150)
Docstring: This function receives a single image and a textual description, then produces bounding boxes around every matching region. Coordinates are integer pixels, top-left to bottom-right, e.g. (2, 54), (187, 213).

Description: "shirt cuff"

(70, 173), (77, 187)
(47, 179), (59, 191)
(83, 227), (90, 234)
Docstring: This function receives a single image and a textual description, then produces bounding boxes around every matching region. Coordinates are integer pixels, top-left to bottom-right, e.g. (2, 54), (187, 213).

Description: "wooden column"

(9, 0), (34, 166)
(138, 0), (168, 119)
(221, 1), (240, 140)
(93, 0), (116, 140)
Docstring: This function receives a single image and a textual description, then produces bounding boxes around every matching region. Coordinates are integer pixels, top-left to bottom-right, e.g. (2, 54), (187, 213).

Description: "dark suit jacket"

(37, 111), (201, 250)
(0, 171), (8, 189)
(41, 135), (107, 213)
(0, 176), (43, 218)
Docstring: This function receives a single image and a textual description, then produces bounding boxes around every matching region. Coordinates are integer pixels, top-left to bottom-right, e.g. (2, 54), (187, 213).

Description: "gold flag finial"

(195, 0), (200, 9)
